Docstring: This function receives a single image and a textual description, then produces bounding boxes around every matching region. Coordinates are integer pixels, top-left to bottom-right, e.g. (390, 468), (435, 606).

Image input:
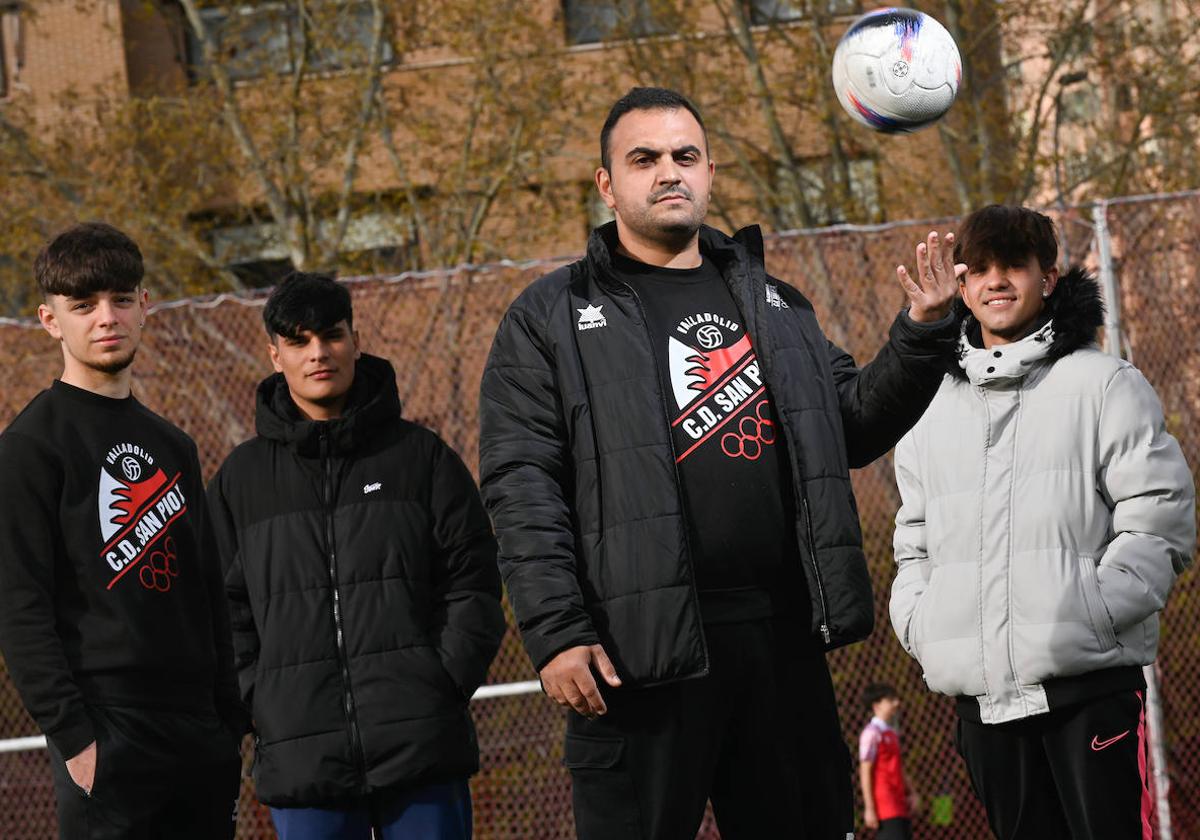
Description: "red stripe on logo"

(105, 507), (187, 591)
(101, 473), (182, 555)
(675, 386), (766, 463)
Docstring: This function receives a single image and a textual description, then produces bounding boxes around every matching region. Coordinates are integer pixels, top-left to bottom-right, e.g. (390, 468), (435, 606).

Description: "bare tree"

(177, 0), (390, 270)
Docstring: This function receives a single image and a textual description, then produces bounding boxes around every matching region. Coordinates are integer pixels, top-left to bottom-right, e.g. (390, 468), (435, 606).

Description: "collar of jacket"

(254, 353), (403, 456)
(583, 220), (767, 293)
(957, 320), (1054, 386)
(948, 265), (1105, 382)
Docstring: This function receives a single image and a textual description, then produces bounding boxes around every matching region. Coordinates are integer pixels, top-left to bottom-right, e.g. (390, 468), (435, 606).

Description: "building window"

(0, 4), (24, 98)
(187, 1), (393, 82)
(747, 0), (859, 23)
(563, 0), (669, 46)
(791, 156), (880, 225)
(1058, 86), (1100, 125)
(0, 22), (7, 99)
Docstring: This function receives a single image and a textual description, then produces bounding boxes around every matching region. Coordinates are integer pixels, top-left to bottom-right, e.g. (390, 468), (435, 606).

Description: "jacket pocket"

(906, 592), (926, 660)
(904, 569), (937, 661)
(1078, 555), (1118, 650)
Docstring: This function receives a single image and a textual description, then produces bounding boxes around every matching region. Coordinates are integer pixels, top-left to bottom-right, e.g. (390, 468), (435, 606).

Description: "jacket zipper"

(801, 496), (831, 644)
(320, 427), (367, 787)
(755, 346), (831, 644)
(620, 281), (711, 677)
(729, 263), (832, 644)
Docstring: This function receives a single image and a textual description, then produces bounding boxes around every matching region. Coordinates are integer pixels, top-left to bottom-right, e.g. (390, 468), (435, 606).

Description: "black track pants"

(47, 705), (242, 840)
(564, 618), (854, 840)
(956, 690), (1151, 840)
(874, 817), (913, 840)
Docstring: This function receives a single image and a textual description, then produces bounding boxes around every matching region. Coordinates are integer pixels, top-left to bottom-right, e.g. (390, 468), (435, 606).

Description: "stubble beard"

(631, 185), (708, 248)
(87, 346), (138, 375)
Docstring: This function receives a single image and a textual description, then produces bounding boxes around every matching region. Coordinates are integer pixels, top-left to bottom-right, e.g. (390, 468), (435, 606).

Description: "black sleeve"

(0, 433), (94, 758)
(828, 310), (959, 468)
(205, 465), (259, 724)
(427, 438), (505, 697)
(478, 301), (599, 672)
(192, 452), (250, 738)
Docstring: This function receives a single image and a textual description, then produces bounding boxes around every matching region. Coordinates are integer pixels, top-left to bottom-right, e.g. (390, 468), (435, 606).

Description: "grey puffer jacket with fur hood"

(889, 268), (1195, 724)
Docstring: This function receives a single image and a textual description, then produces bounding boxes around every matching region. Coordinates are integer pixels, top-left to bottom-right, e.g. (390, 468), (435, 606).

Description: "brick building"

(1, 1), (1006, 289)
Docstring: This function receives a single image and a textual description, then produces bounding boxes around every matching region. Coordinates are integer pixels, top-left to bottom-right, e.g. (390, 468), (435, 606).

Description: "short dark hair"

(263, 272), (353, 340)
(600, 86), (708, 171)
(34, 222), (144, 298)
(863, 683), (898, 710)
(954, 205), (1059, 274)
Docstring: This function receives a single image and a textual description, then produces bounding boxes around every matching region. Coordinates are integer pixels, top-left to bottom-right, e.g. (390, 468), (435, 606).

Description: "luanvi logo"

(766, 284), (789, 309)
(363, 482), (382, 495)
(577, 304), (607, 331)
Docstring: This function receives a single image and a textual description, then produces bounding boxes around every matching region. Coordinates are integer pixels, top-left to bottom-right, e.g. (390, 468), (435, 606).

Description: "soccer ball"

(831, 8), (962, 133)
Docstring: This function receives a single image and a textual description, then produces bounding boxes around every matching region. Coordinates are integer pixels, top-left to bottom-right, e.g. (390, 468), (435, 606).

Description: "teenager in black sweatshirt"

(0, 223), (246, 840)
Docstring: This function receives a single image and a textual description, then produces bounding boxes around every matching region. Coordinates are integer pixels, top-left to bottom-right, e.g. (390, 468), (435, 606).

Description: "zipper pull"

(820, 623), (831, 644)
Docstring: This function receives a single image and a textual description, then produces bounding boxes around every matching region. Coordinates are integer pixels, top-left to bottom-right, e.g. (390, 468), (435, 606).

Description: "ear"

(1042, 266), (1060, 298)
(267, 339), (284, 373)
(352, 329), (361, 360)
(37, 301), (62, 341)
(138, 288), (150, 326)
(595, 167), (616, 210)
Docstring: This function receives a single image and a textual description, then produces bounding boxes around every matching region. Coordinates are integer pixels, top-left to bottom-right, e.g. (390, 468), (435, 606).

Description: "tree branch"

(327, 0), (388, 264)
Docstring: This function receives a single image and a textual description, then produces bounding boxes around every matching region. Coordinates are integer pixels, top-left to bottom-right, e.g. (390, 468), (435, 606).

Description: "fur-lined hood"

(949, 266), (1105, 380)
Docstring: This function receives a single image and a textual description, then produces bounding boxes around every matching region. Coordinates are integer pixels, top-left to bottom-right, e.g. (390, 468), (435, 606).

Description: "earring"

(1041, 279), (1049, 299)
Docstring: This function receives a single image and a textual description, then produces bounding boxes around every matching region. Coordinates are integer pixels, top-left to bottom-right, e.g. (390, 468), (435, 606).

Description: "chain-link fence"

(0, 190), (1197, 839)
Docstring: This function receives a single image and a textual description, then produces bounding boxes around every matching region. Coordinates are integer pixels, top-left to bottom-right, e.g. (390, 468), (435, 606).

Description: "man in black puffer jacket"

(479, 87), (963, 839)
(208, 273), (504, 839)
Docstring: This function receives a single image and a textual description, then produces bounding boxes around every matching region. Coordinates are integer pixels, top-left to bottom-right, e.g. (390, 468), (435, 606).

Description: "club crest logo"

(98, 443), (187, 592)
(666, 313), (778, 463)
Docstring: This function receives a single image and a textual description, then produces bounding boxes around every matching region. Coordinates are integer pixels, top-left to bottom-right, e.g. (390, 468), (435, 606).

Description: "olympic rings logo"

(139, 536), (179, 593)
(721, 400), (776, 461)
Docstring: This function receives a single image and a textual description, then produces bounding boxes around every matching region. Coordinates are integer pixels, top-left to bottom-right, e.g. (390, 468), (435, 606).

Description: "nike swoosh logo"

(1091, 731), (1130, 751)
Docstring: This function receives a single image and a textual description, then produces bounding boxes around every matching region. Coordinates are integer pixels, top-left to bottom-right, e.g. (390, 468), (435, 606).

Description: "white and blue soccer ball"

(831, 8), (962, 133)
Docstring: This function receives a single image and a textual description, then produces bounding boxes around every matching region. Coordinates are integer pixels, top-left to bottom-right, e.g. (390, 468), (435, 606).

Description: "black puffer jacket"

(479, 223), (959, 684)
(208, 354), (504, 806)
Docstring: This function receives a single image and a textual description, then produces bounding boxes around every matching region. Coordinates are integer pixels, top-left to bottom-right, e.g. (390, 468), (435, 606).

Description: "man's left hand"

(897, 230), (966, 323)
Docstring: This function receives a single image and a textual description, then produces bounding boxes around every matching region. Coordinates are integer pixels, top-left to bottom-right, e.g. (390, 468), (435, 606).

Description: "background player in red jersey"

(859, 683), (917, 839)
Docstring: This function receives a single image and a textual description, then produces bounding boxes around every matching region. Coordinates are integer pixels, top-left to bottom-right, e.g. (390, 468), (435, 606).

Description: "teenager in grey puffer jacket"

(890, 264), (1193, 724)
(888, 204), (1194, 840)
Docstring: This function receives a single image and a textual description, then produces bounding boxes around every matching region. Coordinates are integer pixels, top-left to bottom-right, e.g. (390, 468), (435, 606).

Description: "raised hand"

(897, 230), (966, 323)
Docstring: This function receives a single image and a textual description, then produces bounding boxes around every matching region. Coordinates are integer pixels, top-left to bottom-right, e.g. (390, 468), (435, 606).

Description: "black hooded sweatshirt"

(0, 380), (245, 760)
(207, 354), (504, 807)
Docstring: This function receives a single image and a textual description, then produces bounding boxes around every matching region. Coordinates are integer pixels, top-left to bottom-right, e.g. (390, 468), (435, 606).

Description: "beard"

(87, 346), (138, 375)
(624, 184), (707, 245)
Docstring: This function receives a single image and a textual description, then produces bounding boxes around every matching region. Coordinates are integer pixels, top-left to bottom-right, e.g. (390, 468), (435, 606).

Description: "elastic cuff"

(531, 634), (601, 674)
(46, 713), (96, 761)
(900, 308), (958, 331)
(218, 699), (252, 738)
